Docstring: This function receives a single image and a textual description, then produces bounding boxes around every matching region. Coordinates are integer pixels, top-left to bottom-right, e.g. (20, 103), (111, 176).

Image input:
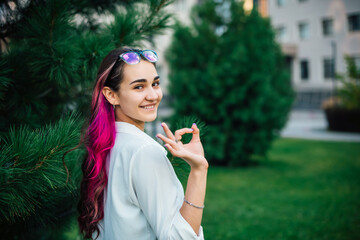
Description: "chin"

(141, 112), (158, 123)
(146, 114), (158, 122)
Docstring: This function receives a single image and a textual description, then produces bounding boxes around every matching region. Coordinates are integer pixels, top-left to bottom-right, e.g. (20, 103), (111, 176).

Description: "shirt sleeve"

(130, 143), (204, 240)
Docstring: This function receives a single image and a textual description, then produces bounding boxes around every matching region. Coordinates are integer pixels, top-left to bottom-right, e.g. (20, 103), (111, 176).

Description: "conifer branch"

(0, 0), (175, 237)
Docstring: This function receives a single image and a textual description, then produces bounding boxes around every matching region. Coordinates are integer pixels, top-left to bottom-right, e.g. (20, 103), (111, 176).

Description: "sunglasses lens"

(121, 52), (140, 64)
(142, 50), (158, 63)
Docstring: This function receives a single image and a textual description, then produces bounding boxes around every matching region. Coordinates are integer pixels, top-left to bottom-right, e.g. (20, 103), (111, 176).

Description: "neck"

(115, 116), (145, 131)
(131, 121), (145, 131)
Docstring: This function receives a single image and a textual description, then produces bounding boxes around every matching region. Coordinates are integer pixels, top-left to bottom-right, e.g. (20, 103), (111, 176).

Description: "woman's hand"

(156, 122), (208, 170)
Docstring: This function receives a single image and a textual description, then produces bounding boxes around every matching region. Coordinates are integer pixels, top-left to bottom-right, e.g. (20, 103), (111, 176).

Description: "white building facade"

(268, 0), (360, 108)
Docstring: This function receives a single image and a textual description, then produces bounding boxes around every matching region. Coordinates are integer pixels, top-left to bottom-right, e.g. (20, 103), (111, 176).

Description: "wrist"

(190, 159), (209, 172)
(182, 153), (208, 171)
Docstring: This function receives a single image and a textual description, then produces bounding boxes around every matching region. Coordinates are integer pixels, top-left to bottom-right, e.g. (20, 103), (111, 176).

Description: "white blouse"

(95, 121), (204, 240)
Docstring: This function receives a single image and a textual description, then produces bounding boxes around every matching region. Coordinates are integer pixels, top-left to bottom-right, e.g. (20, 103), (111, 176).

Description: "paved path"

(281, 110), (360, 142)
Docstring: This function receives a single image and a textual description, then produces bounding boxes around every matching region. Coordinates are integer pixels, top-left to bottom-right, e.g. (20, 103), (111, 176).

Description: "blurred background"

(0, 0), (359, 239)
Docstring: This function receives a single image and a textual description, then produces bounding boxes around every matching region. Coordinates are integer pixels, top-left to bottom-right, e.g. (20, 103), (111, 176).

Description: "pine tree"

(166, 0), (294, 166)
(0, 0), (173, 238)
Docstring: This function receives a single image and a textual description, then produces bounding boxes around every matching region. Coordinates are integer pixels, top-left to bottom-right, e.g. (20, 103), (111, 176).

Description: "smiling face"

(112, 60), (162, 130)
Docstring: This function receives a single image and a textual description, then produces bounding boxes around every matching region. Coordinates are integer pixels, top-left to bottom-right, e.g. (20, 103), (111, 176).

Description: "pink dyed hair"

(78, 48), (132, 239)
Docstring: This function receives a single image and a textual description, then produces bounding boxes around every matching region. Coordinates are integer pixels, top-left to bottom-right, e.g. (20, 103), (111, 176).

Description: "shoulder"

(130, 140), (179, 190)
(133, 142), (168, 168)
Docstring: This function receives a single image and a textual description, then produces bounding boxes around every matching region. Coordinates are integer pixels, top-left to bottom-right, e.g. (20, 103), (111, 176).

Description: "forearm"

(180, 165), (208, 235)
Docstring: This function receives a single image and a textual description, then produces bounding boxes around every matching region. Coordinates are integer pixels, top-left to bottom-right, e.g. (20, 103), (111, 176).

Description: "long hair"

(78, 47), (135, 239)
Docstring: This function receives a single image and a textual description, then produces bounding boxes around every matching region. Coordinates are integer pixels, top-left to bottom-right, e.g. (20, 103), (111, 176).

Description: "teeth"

(143, 105), (154, 109)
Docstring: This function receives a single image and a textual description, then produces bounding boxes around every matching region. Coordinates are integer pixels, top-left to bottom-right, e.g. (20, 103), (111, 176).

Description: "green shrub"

(166, 0), (294, 166)
(337, 56), (360, 110)
(322, 56), (360, 110)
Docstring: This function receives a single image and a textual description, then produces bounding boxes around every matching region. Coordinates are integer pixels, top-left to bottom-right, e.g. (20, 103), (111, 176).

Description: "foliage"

(322, 56), (360, 110)
(0, 0), (173, 238)
(0, 113), (84, 238)
(337, 56), (360, 110)
(166, 0), (294, 166)
(0, 0), (173, 133)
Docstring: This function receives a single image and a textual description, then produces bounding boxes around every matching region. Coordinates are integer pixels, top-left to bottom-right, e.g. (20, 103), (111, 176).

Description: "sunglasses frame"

(119, 50), (158, 65)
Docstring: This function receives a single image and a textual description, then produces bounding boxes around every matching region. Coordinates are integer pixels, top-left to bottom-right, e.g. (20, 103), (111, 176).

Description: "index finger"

(174, 128), (194, 141)
(160, 122), (175, 140)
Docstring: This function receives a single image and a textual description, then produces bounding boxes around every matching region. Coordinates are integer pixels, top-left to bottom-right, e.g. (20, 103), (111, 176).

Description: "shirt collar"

(115, 121), (150, 138)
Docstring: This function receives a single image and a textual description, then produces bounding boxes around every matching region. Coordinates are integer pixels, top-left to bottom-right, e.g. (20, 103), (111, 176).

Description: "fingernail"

(164, 144), (168, 148)
(189, 128), (194, 131)
(156, 135), (159, 138)
(192, 123), (197, 126)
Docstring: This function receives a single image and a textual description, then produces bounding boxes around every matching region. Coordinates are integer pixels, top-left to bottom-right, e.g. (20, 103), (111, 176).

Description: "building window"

(322, 18), (333, 36)
(299, 22), (309, 40)
(348, 13), (360, 32)
(323, 58), (335, 79)
(277, 0), (286, 7)
(300, 60), (309, 80)
(276, 26), (287, 43)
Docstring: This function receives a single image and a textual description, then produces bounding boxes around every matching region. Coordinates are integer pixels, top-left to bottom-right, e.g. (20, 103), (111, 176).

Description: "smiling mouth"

(140, 104), (156, 110)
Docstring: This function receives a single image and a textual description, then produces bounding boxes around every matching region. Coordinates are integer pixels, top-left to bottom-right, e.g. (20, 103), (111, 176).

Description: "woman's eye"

(134, 85), (143, 90)
(153, 82), (160, 87)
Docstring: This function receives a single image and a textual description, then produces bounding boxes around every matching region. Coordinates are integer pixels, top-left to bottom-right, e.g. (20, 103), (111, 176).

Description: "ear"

(102, 87), (120, 105)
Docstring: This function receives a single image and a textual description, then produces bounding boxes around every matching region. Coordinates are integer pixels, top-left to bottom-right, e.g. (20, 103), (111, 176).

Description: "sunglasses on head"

(119, 50), (158, 65)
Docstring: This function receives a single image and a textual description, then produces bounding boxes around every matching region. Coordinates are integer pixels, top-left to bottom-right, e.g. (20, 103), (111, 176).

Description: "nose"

(145, 87), (158, 101)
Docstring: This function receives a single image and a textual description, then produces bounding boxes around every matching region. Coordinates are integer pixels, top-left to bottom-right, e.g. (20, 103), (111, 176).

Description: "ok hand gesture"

(156, 122), (208, 170)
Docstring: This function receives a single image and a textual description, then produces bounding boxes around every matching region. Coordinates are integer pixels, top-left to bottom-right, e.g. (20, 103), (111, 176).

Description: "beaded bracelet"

(184, 198), (205, 209)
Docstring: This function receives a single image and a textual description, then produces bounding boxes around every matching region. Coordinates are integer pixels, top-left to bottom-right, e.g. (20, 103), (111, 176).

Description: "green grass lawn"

(62, 138), (360, 240)
(203, 138), (360, 240)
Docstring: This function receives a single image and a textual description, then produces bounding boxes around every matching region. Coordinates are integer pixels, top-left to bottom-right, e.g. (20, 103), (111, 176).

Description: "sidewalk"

(281, 110), (360, 142)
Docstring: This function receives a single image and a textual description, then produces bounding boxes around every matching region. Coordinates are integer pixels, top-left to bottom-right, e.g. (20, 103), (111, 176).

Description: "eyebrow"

(129, 76), (160, 85)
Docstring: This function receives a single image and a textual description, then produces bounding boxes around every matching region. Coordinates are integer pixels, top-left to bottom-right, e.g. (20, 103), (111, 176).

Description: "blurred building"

(266, 0), (360, 109)
(154, 0), (360, 110)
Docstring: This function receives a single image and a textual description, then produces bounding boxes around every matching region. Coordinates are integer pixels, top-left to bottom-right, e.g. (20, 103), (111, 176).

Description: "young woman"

(78, 47), (208, 239)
